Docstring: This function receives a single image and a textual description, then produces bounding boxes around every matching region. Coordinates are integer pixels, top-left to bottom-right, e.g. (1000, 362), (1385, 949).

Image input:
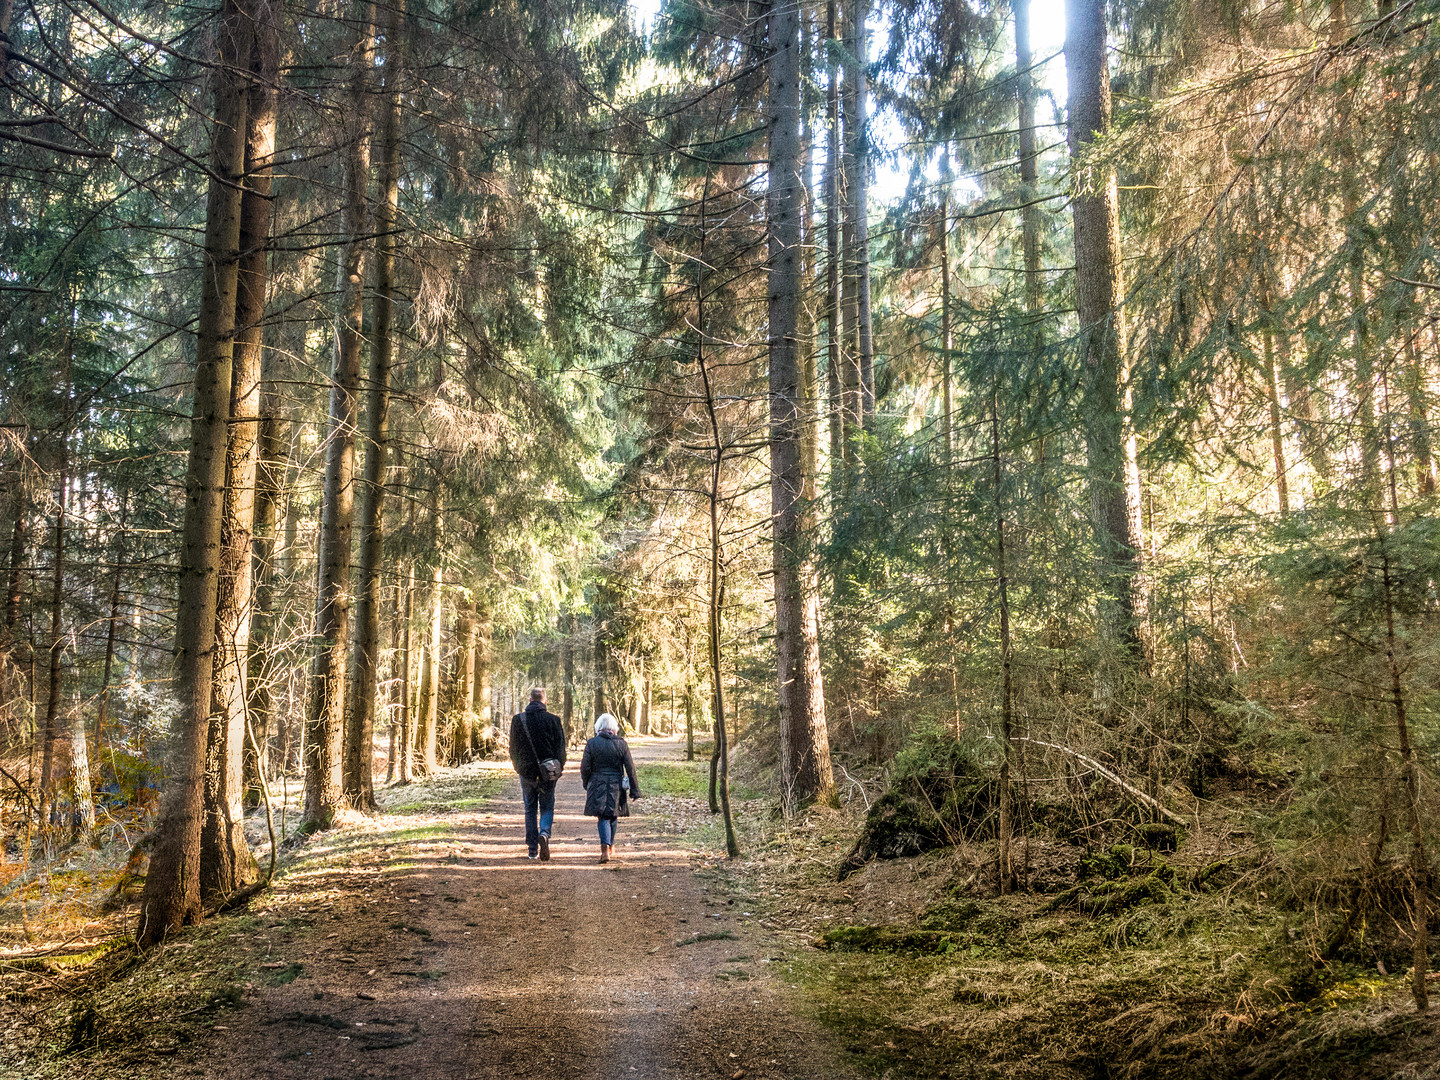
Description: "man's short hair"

(530, 687), (546, 702)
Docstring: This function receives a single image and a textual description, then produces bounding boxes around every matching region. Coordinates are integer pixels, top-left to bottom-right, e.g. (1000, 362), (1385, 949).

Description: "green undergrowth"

(800, 889), (1436, 1080)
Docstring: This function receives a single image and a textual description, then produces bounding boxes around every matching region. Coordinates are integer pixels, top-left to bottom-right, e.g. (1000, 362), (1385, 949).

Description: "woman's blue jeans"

(597, 816), (617, 846)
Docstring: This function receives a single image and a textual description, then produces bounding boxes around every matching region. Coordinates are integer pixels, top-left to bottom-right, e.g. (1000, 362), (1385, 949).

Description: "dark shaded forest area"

(1, 0), (1438, 1074)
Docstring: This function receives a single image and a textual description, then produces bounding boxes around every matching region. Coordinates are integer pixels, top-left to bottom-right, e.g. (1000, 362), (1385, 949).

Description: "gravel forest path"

(182, 736), (853, 1080)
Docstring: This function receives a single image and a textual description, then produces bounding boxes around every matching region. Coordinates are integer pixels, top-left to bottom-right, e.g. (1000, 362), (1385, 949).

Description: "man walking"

(509, 687), (567, 861)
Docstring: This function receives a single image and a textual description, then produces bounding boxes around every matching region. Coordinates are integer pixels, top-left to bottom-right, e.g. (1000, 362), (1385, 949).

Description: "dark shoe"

(599, 844), (609, 865)
(528, 851), (539, 860)
(539, 835), (551, 862)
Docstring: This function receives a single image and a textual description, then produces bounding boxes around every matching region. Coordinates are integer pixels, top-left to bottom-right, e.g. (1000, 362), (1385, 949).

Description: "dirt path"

(181, 737), (853, 1080)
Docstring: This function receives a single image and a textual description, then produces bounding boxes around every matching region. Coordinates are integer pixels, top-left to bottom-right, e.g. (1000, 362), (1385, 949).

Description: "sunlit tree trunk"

(1065, 0), (1141, 663)
(848, 0), (874, 428)
(397, 561), (414, 783)
(473, 610), (492, 753)
(824, 0), (843, 474)
(138, 0), (252, 946)
(37, 389), (69, 830)
(202, 6), (275, 896)
(839, 0), (860, 462)
(419, 518), (442, 774)
(345, 2), (401, 807)
(245, 404), (284, 808)
(770, 0), (835, 813)
(1013, 0), (1042, 318)
(95, 491), (127, 759)
(305, 4), (374, 830)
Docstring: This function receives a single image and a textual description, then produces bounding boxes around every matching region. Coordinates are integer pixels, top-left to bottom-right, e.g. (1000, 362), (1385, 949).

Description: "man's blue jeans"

(521, 776), (556, 855)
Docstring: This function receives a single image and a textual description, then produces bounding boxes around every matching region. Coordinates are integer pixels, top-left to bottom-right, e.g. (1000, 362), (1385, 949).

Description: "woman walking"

(580, 713), (641, 863)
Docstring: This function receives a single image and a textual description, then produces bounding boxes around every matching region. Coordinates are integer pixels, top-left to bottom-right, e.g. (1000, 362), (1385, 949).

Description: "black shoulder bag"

(519, 712), (563, 783)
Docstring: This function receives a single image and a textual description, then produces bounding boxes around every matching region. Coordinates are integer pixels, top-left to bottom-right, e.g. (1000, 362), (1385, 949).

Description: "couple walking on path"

(508, 687), (642, 863)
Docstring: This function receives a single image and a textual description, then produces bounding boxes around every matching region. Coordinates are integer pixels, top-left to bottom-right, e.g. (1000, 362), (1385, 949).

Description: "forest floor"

(2, 736), (858, 1080)
(5, 737), (1439, 1079)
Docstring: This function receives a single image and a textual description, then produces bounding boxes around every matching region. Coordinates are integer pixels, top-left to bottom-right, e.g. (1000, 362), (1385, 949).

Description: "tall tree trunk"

(36, 304), (75, 830)
(938, 151), (953, 462)
(992, 392), (1014, 892)
(202, 6), (276, 897)
(685, 674), (695, 761)
(344, 2), (401, 807)
(95, 492), (127, 764)
(1065, 0), (1141, 663)
(839, 0), (860, 463)
(397, 561), (414, 783)
(473, 610), (492, 752)
(452, 609), (474, 762)
(824, 0), (843, 475)
(1013, 0), (1042, 318)
(36, 418), (67, 830)
(770, 0), (834, 812)
(138, 0), (252, 946)
(562, 617), (575, 741)
(848, 0), (874, 428)
(1262, 318), (1290, 517)
(420, 530), (442, 775)
(304, 4), (374, 830)
(245, 403), (284, 808)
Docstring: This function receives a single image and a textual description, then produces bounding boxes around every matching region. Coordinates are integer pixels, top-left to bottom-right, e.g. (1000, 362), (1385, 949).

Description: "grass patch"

(638, 761), (708, 797)
(675, 929), (740, 946)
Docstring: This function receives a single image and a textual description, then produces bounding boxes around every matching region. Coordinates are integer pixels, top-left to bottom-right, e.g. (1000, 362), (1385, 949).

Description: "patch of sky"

(628, 0), (1068, 207)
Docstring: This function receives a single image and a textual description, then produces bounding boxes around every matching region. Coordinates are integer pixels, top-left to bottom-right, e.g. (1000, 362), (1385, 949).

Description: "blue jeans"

(597, 817), (616, 846)
(521, 777), (556, 855)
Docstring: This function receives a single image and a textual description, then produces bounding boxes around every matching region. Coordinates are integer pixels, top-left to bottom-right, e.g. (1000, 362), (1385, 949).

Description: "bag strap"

(517, 709), (549, 775)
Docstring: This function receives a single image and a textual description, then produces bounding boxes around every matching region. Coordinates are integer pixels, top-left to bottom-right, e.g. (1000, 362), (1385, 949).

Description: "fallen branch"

(1016, 737), (1188, 826)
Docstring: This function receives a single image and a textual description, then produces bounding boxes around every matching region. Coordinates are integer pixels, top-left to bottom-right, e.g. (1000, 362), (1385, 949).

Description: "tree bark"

(1065, 0), (1141, 662)
(848, 0), (874, 427)
(95, 491), (127, 762)
(344, 1), (401, 806)
(473, 611), (492, 753)
(770, 0), (834, 813)
(419, 531), (443, 775)
(824, 0), (843, 474)
(397, 561), (414, 783)
(304, 4), (374, 830)
(138, 0), (252, 946)
(1014, 0), (1042, 318)
(37, 392), (69, 829)
(202, 3), (276, 897)
(245, 401), (284, 807)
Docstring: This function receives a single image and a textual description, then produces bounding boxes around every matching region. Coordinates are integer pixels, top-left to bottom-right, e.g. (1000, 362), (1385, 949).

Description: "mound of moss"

(820, 925), (961, 955)
(1048, 843), (1179, 915)
(838, 738), (993, 878)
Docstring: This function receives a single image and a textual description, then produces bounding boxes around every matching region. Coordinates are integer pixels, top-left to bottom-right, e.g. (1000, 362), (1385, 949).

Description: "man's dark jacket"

(509, 700), (567, 782)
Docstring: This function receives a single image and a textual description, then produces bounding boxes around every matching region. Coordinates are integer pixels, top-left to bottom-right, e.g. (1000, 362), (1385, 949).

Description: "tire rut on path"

(190, 737), (853, 1080)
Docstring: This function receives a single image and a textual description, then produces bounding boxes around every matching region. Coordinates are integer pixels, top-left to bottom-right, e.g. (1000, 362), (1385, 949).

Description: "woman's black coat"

(580, 732), (641, 819)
